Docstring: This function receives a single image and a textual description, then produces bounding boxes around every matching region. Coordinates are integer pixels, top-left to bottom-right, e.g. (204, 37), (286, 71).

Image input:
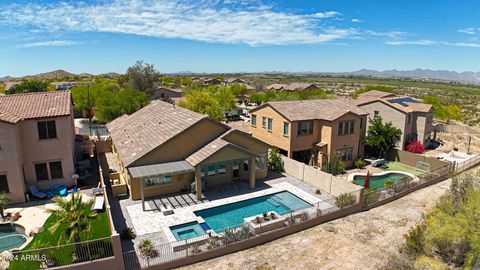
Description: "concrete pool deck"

(119, 173), (336, 245)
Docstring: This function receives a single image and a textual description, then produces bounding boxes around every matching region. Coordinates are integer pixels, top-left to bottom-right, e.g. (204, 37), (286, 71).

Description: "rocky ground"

(180, 179), (452, 270)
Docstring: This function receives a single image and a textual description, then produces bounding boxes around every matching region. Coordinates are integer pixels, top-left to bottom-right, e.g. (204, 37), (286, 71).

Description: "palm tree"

(0, 192), (10, 220)
(46, 192), (97, 244)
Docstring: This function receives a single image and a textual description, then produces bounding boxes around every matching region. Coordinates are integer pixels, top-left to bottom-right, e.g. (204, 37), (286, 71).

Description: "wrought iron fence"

(7, 237), (113, 270)
(123, 192), (357, 270)
(454, 154), (480, 173)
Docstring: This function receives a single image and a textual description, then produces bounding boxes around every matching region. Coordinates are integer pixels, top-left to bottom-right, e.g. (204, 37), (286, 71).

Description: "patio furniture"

(161, 205), (174, 215)
(59, 187), (68, 197)
(29, 185), (47, 199)
(371, 158), (386, 167)
(92, 195), (105, 211)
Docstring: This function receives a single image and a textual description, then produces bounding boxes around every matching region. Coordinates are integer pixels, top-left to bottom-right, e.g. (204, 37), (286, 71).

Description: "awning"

(129, 161), (195, 180)
(315, 142), (328, 147)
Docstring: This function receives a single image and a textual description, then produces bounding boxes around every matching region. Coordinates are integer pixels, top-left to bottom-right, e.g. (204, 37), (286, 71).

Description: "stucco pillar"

(249, 156), (256, 189)
(195, 166), (202, 200)
(140, 179), (145, 211)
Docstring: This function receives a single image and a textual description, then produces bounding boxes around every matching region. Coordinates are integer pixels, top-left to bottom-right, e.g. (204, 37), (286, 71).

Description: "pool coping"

(126, 182), (324, 243)
(346, 170), (419, 183)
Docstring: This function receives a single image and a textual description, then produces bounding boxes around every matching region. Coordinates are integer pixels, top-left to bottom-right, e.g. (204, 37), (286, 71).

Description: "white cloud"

(351, 18), (362, 23)
(0, 0), (351, 46)
(18, 40), (81, 48)
(458, 27), (479, 35)
(364, 30), (407, 38)
(386, 39), (480, 48)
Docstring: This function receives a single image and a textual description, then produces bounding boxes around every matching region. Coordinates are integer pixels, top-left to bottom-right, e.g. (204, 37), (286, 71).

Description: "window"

(218, 163), (226, 174)
(297, 121), (313, 136)
(243, 160), (249, 171)
(262, 116), (266, 128)
(283, 122), (289, 137)
(37, 121), (57, 140)
(49, 161), (63, 179)
(336, 148), (353, 162)
(35, 163), (49, 181)
(374, 111), (379, 117)
(255, 155), (267, 171)
(251, 114), (257, 127)
(200, 167), (205, 177)
(0, 175), (9, 193)
(207, 165), (216, 176)
(267, 118), (273, 131)
(338, 121), (355, 136)
(145, 175), (172, 187)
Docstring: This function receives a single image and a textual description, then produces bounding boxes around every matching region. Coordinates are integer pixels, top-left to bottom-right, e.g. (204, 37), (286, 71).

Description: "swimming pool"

(351, 172), (413, 190)
(194, 191), (311, 232)
(170, 222), (207, 241)
(0, 224), (27, 252)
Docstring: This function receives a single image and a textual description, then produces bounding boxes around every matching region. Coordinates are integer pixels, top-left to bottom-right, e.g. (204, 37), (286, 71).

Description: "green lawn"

(382, 162), (427, 176)
(9, 211), (111, 270)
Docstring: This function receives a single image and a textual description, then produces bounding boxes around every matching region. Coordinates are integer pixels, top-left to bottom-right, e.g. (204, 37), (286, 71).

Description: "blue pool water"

(0, 225), (27, 252)
(170, 222), (206, 241)
(194, 191), (311, 232)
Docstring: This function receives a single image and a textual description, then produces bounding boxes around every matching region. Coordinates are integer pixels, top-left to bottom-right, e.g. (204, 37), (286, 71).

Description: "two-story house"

(352, 90), (435, 149)
(0, 91), (76, 203)
(249, 99), (368, 168)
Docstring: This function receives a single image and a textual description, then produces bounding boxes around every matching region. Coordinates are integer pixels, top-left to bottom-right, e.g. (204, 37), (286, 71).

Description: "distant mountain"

(345, 69), (480, 85)
(22, 69), (76, 80)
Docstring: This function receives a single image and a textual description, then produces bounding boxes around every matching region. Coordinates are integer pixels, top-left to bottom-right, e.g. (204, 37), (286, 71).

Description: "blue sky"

(1, 0), (480, 76)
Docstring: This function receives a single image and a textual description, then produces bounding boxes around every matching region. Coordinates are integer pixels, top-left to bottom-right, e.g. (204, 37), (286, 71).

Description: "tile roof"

(107, 100), (207, 167)
(252, 99), (368, 122)
(353, 91), (433, 113)
(284, 83), (318, 91)
(0, 91), (72, 124)
(352, 90), (396, 106)
(129, 161), (195, 180)
(265, 84), (287, 90)
(156, 87), (183, 93)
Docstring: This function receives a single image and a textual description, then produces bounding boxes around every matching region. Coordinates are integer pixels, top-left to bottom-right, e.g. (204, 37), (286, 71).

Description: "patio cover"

(129, 161), (195, 180)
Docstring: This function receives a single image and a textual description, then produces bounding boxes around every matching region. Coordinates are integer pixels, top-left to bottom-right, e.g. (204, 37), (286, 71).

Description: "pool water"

(194, 191), (311, 233)
(0, 225), (27, 252)
(353, 172), (412, 190)
(170, 222), (206, 241)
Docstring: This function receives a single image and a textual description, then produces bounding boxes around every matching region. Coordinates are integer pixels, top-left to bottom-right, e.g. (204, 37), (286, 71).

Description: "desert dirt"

(180, 179), (452, 270)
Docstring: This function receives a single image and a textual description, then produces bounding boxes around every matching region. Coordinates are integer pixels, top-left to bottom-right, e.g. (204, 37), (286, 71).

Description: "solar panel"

(387, 97), (419, 107)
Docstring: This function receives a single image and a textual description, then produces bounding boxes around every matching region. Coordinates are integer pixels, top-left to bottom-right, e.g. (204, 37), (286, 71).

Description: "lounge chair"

(92, 195), (105, 211)
(29, 185), (47, 199)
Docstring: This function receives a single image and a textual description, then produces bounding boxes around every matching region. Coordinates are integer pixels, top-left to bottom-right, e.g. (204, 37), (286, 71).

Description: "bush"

(384, 179), (395, 188)
(121, 227), (136, 240)
(138, 239), (157, 258)
(364, 190), (381, 205)
(188, 244), (201, 255)
(405, 225), (425, 254)
(206, 237), (221, 250)
(322, 155), (346, 176)
(354, 159), (367, 169)
(236, 224), (255, 240)
(406, 140), (425, 154)
(268, 148), (284, 173)
(222, 228), (238, 245)
(300, 211), (309, 221)
(335, 193), (357, 208)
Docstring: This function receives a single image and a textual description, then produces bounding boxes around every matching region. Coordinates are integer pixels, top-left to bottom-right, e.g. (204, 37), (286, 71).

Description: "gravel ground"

(179, 179), (452, 270)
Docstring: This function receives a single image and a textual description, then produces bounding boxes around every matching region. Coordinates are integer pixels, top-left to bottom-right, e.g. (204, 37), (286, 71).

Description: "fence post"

(185, 239), (188, 257)
(86, 241), (92, 262)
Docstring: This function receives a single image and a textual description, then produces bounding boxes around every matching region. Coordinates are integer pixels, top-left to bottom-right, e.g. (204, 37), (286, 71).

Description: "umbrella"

(364, 171), (370, 189)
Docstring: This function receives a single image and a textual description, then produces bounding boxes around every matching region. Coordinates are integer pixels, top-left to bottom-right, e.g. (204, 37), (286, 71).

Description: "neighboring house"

(150, 87), (183, 100)
(353, 90), (435, 149)
(225, 78), (246, 85)
(249, 99), (368, 167)
(0, 91), (76, 202)
(3, 81), (21, 91)
(50, 81), (93, 90)
(106, 100), (269, 207)
(264, 83), (319, 91)
(191, 77), (223, 86)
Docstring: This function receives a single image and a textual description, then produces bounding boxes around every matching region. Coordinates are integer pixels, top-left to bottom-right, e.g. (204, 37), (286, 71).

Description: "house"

(352, 90), (435, 149)
(50, 81), (94, 90)
(0, 91), (76, 202)
(203, 78), (222, 85)
(225, 78), (246, 85)
(249, 99), (368, 167)
(264, 83), (319, 91)
(106, 100), (269, 208)
(150, 87), (183, 100)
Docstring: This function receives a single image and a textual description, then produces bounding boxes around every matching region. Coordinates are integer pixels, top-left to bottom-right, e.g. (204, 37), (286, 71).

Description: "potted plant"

(270, 212), (276, 220)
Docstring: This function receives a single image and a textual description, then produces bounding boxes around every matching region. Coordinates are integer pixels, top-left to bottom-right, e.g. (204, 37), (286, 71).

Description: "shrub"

(268, 148), (284, 173)
(236, 224), (255, 240)
(285, 213), (296, 226)
(404, 225), (425, 255)
(354, 159), (367, 169)
(335, 193), (357, 208)
(384, 179), (395, 188)
(121, 227), (136, 240)
(206, 237), (221, 250)
(364, 190), (381, 205)
(315, 189), (322, 195)
(188, 244), (201, 255)
(222, 228), (238, 245)
(406, 140), (426, 154)
(138, 239), (157, 258)
(300, 211), (309, 221)
(322, 155), (346, 176)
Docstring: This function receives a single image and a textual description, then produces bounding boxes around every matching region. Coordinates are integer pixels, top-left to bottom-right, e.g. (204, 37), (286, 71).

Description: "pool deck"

(118, 173), (336, 246)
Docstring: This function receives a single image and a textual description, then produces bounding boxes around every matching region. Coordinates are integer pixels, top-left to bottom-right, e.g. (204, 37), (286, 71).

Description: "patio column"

(140, 179), (145, 211)
(195, 166), (202, 200)
(249, 156), (256, 189)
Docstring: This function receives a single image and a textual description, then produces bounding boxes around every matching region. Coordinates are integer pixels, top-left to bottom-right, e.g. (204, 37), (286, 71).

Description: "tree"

(322, 155), (346, 176)
(268, 148), (284, 173)
(120, 61), (159, 95)
(423, 96), (462, 122)
(365, 116), (402, 156)
(178, 90), (225, 120)
(0, 192), (10, 219)
(0, 84), (5, 94)
(46, 192), (97, 244)
(406, 140), (426, 154)
(7, 79), (49, 94)
(445, 104), (462, 121)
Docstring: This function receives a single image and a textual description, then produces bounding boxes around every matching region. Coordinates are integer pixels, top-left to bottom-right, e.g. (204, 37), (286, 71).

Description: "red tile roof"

(0, 91), (72, 124)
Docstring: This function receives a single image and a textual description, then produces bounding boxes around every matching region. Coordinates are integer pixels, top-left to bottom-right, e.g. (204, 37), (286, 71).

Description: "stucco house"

(264, 83), (319, 91)
(249, 99), (368, 168)
(0, 91), (76, 203)
(150, 87), (183, 100)
(352, 90), (435, 149)
(106, 100), (269, 209)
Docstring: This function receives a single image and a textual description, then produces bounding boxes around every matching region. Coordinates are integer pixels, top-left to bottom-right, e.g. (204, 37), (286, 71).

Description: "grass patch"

(9, 211), (111, 270)
(382, 162), (425, 176)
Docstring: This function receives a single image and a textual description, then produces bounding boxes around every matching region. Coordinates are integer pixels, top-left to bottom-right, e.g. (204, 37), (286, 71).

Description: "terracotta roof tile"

(0, 91), (71, 124)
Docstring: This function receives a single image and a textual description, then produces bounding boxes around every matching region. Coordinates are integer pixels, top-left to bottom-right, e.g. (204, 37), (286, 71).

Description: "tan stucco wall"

(130, 172), (194, 200)
(329, 113), (366, 167)
(249, 106), (291, 154)
(0, 122), (26, 202)
(130, 119), (228, 167)
(150, 89), (182, 100)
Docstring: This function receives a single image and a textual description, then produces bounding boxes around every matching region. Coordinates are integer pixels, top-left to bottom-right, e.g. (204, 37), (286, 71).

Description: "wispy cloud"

(458, 27), (480, 35)
(18, 40), (81, 48)
(364, 30), (407, 38)
(351, 18), (362, 23)
(0, 0), (353, 46)
(386, 39), (480, 48)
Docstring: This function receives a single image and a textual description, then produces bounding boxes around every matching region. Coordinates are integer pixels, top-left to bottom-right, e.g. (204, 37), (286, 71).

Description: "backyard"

(382, 161), (427, 177)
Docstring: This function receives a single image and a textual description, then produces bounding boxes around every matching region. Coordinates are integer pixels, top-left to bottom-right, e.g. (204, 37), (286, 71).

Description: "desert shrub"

(188, 244), (201, 255)
(300, 211), (309, 221)
(364, 190), (381, 205)
(405, 225), (425, 254)
(138, 239), (157, 258)
(222, 228), (238, 245)
(354, 159), (367, 169)
(285, 213), (296, 226)
(206, 237), (221, 250)
(384, 179), (395, 188)
(236, 224), (255, 240)
(121, 227), (136, 240)
(268, 148), (284, 173)
(335, 193), (357, 208)
(414, 256), (449, 270)
(322, 155), (346, 176)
